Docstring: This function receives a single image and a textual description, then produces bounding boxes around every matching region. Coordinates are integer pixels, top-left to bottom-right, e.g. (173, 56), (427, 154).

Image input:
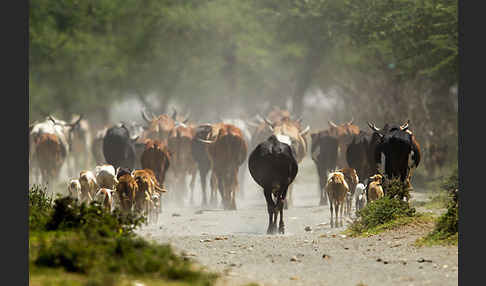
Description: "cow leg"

(329, 195), (334, 228)
(335, 202), (340, 228)
(278, 187), (288, 234)
(230, 169), (238, 210)
(189, 169), (197, 206)
(237, 164), (246, 200)
(340, 201), (345, 227)
(217, 174), (226, 209)
(264, 189), (276, 234)
(200, 167), (209, 207)
(210, 172), (218, 208)
(319, 169), (328, 206)
(284, 183), (293, 210)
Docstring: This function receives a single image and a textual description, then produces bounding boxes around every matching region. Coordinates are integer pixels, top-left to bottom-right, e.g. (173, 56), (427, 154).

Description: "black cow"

(103, 124), (139, 170)
(346, 131), (374, 181)
(310, 130), (338, 206)
(191, 124), (214, 207)
(368, 121), (421, 186)
(248, 134), (298, 234)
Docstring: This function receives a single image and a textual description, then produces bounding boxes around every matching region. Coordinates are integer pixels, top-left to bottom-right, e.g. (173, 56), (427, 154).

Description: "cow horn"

(247, 121), (260, 127)
(48, 115), (57, 124)
(328, 121), (338, 128)
(68, 114), (83, 128)
(368, 122), (380, 132)
(198, 138), (215, 144)
(263, 117), (274, 131)
(255, 114), (264, 123)
(348, 117), (354, 125)
(263, 117), (273, 127)
(300, 125), (310, 136)
(400, 120), (410, 131)
(141, 109), (152, 123)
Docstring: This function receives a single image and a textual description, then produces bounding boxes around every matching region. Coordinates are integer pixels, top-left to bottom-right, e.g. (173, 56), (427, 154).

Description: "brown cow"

(116, 173), (138, 213)
(325, 171), (350, 228)
(141, 139), (171, 192)
(191, 122), (224, 207)
(327, 119), (360, 168)
(167, 124), (198, 205)
(338, 168), (359, 216)
(200, 124), (248, 210)
(33, 133), (67, 185)
(132, 169), (166, 221)
(263, 116), (310, 209)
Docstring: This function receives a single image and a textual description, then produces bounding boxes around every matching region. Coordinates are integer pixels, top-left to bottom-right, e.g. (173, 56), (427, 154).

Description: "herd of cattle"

(29, 106), (426, 232)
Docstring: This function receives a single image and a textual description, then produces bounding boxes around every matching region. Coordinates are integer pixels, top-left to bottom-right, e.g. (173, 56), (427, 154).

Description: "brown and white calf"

(325, 171), (350, 228)
(79, 170), (98, 203)
(67, 179), (81, 201)
(94, 188), (115, 212)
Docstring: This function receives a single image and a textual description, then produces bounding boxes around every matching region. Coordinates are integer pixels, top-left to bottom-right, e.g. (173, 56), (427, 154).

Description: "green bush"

(350, 197), (416, 234)
(28, 185), (218, 285)
(382, 176), (412, 202)
(46, 196), (145, 239)
(421, 169), (458, 244)
(29, 184), (54, 231)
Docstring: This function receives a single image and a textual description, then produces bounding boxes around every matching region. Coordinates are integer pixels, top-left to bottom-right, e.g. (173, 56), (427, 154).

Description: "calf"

(94, 188), (115, 212)
(355, 183), (367, 212)
(116, 173), (138, 213)
(79, 170), (98, 203)
(132, 169), (166, 221)
(95, 164), (118, 190)
(325, 171), (349, 228)
(67, 179), (81, 201)
(367, 174), (384, 202)
(338, 168), (359, 216)
(248, 134), (298, 234)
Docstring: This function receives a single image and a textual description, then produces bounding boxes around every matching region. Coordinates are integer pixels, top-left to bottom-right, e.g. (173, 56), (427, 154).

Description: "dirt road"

(138, 158), (458, 286)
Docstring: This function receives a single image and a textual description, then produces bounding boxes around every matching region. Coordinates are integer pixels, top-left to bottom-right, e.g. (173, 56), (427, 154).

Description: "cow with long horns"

(327, 118), (360, 169)
(368, 120), (421, 188)
(198, 124), (247, 210)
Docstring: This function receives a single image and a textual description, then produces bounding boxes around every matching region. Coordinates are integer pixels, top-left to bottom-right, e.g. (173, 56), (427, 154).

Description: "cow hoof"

(278, 226), (285, 234)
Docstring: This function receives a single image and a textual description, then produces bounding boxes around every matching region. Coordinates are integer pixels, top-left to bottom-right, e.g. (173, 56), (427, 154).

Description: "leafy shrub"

(349, 197), (416, 234)
(382, 176), (411, 202)
(29, 184), (54, 231)
(29, 187), (217, 285)
(420, 169), (458, 245)
(46, 196), (145, 239)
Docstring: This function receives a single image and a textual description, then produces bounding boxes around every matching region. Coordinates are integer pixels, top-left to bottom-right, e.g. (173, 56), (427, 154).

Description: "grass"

(345, 177), (436, 237)
(415, 168), (459, 247)
(411, 190), (449, 209)
(29, 184), (218, 286)
(344, 212), (436, 237)
(29, 267), (203, 286)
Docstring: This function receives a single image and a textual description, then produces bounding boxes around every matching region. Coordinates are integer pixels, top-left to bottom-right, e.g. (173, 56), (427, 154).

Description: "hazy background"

(29, 0), (458, 185)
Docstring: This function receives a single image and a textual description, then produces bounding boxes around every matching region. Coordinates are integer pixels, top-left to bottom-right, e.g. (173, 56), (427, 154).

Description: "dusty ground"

(137, 158), (458, 286)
